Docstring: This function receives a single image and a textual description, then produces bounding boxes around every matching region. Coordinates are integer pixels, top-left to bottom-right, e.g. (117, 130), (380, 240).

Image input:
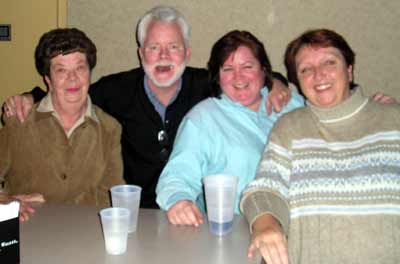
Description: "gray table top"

(20, 203), (262, 264)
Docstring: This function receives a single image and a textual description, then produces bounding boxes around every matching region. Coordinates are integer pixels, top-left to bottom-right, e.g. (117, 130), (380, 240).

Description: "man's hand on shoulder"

(2, 94), (34, 123)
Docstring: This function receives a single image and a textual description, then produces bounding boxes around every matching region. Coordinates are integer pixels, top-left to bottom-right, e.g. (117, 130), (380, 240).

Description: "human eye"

(298, 66), (312, 75)
(243, 63), (254, 70)
(146, 44), (159, 52)
(324, 59), (337, 66)
(76, 64), (88, 72)
(54, 67), (66, 74)
(221, 66), (233, 72)
(168, 43), (180, 51)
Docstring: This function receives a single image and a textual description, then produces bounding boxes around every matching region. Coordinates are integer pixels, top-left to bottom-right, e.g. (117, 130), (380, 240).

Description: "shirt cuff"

(164, 192), (195, 210)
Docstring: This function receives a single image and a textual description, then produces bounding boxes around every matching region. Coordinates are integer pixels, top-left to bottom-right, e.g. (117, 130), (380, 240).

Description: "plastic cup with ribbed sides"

(100, 207), (130, 255)
(203, 174), (238, 236)
(110, 185), (141, 233)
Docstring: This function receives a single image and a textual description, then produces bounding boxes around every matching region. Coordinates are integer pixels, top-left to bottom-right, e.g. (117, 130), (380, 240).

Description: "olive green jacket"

(0, 101), (124, 207)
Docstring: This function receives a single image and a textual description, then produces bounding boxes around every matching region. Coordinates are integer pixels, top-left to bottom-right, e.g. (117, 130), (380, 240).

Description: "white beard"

(142, 60), (187, 89)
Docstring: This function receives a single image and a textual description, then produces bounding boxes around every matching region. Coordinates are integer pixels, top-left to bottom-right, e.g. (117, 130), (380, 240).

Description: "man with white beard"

(2, 6), (291, 208)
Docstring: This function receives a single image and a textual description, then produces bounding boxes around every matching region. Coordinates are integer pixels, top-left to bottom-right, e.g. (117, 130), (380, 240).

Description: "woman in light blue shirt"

(156, 30), (304, 226)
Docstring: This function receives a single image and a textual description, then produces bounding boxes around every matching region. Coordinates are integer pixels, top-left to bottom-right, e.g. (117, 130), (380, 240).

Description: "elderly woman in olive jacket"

(0, 28), (124, 219)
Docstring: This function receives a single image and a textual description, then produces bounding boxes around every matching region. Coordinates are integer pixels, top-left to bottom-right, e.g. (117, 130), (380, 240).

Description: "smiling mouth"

(315, 84), (331, 91)
(233, 83), (249, 89)
(66, 87), (80, 92)
(156, 65), (173, 73)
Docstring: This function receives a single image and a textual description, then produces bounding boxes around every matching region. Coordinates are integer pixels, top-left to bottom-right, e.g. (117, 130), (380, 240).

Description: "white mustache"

(152, 61), (177, 68)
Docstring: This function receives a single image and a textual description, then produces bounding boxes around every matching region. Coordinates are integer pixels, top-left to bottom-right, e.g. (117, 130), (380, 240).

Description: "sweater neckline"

(307, 87), (368, 124)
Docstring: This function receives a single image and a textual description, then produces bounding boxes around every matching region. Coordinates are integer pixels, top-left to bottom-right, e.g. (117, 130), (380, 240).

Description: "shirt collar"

(143, 76), (182, 121)
(36, 93), (99, 123)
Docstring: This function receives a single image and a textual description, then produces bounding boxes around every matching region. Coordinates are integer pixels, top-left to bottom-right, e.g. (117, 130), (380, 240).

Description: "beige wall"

(0, 0), (67, 112)
(68, 0), (400, 99)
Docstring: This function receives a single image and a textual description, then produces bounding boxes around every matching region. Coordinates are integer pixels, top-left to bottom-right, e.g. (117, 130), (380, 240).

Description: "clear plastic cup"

(203, 174), (238, 236)
(99, 207), (130, 255)
(110, 185), (141, 233)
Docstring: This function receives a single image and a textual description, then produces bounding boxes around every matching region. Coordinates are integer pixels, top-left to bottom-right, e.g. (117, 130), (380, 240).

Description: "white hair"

(137, 6), (190, 47)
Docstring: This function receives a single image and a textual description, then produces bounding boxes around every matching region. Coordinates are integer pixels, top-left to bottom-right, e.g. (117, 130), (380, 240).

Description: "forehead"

(50, 51), (87, 65)
(145, 20), (184, 44)
(223, 45), (258, 65)
(296, 45), (345, 65)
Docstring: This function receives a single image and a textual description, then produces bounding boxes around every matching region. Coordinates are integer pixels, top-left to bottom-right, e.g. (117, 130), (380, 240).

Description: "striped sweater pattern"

(240, 88), (400, 264)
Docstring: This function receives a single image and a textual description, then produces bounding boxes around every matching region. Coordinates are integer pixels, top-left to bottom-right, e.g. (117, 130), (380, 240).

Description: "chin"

(144, 62), (186, 89)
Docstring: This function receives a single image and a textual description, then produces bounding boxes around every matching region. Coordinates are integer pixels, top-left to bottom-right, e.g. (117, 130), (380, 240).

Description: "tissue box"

(0, 217), (19, 263)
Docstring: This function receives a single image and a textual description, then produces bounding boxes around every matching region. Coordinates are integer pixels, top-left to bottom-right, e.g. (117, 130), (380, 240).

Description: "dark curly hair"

(284, 28), (355, 88)
(207, 30), (272, 97)
(35, 28), (97, 77)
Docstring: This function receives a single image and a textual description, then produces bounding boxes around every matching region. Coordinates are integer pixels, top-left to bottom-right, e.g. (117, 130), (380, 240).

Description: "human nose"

(233, 68), (245, 84)
(313, 65), (326, 81)
(160, 46), (170, 59)
(67, 70), (78, 81)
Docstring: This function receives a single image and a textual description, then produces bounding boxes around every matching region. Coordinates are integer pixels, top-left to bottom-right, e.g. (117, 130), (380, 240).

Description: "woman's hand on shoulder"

(166, 200), (203, 227)
(248, 213), (289, 264)
(266, 79), (291, 115)
(371, 92), (397, 104)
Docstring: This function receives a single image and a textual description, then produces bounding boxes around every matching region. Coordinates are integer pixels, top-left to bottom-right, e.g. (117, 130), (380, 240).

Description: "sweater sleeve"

(156, 117), (210, 211)
(240, 123), (292, 235)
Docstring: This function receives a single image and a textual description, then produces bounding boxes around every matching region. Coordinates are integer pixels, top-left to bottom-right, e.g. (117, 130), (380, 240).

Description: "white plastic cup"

(100, 207), (130, 255)
(203, 174), (238, 236)
(110, 185), (142, 233)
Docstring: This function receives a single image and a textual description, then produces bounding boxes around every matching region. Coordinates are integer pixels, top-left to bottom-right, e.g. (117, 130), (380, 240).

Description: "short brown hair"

(35, 28), (97, 77)
(284, 28), (355, 88)
(207, 30), (272, 97)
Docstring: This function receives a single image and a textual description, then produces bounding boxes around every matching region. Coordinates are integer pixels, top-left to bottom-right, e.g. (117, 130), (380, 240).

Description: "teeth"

(233, 83), (248, 89)
(315, 84), (331, 91)
(156, 65), (172, 72)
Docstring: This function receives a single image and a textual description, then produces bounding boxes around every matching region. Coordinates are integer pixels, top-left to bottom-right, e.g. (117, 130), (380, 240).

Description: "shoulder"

(177, 98), (224, 129)
(182, 66), (208, 79)
(365, 99), (400, 126)
(185, 97), (219, 117)
(285, 90), (305, 111)
(368, 99), (400, 113)
(181, 67), (209, 87)
(93, 105), (121, 132)
(273, 107), (310, 132)
(3, 104), (40, 128)
(93, 67), (144, 87)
